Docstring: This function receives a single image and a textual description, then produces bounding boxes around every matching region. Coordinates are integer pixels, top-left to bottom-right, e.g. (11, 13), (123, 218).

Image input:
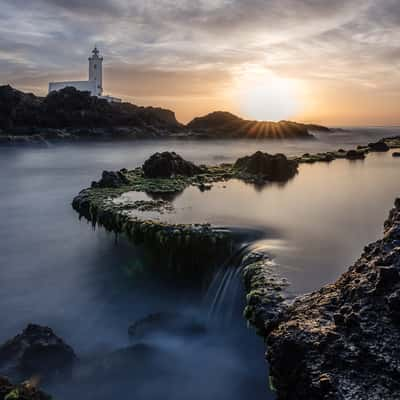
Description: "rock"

(387, 289), (400, 320)
(187, 111), (316, 139)
(244, 199), (400, 399)
(92, 170), (130, 188)
(142, 152), (202, 178)
(0, 85), (182, 133)
(0, 376), (51, 400)
(368, 141), (390, 152)
(234, 151), (298, 181)
(392, 152), (400, 157)
(0, 324), (76, 378)
(345, 149), (366, 160)
(128, 312), (206, 339)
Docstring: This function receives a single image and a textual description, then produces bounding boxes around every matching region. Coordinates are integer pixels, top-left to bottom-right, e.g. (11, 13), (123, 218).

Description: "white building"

(48, 47), (121, 103)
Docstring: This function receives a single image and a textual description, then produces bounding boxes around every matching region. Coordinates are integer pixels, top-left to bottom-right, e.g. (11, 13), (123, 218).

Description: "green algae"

(242, 256), (290, 337)
(72, 135), (400, 279)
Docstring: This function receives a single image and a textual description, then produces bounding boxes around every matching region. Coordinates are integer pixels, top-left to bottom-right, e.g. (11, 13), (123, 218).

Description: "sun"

(236, 72), (302, 121)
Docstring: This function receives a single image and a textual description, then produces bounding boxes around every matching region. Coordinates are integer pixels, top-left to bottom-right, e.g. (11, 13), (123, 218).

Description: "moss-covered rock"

(234, 152), (298, 182)
(0, 376), (51, 400)
(143, 152), (203, 178)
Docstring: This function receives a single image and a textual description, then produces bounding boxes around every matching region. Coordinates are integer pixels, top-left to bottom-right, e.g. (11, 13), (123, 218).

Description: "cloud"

(0, 0), (399, 123)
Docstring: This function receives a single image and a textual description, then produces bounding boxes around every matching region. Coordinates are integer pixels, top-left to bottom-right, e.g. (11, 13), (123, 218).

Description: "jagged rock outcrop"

(234, 151), (298, 181)
(143, 152), (203, 178)
(187, 111), (316, 139)
(245, 199), (400, 399)
(0, 376), (51, 400)
(0, 85), (182, 133)
(0, 324), (76, 379)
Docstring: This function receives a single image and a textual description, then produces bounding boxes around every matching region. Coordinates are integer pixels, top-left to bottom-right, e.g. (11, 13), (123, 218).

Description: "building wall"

(99, 95), (122, 103)
(48, 80), (96, 95)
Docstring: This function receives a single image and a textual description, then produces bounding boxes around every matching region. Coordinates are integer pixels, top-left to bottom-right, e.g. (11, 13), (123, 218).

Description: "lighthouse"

(48, 47), (121, 102)
(88, 46), (103, 96)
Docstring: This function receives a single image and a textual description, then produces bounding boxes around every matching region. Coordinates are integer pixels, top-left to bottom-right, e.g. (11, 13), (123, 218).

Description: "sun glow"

(235, 70), (303, 121)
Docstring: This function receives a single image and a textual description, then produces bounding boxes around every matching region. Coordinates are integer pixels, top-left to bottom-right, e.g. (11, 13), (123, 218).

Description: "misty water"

(1, 127), (400, 399)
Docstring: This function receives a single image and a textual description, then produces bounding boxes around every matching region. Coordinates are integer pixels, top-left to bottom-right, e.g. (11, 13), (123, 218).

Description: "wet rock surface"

(0, 324), (76, 379)
(143, 152), (203, 178)
(234, 151), (298, 181)
(0, 376), (51, 400)
(245, 199), (400, 399)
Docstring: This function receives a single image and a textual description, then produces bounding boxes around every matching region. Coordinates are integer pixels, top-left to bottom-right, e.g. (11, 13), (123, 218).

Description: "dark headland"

(0, 85), (327, 145)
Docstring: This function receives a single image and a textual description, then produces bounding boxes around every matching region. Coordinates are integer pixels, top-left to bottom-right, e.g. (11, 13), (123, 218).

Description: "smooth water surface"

(0, 127), (399, 399)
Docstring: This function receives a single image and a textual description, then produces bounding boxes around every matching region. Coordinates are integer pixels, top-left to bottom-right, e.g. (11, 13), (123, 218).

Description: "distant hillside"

(0, 85), (182, 132)
(187, 111), (318, 139)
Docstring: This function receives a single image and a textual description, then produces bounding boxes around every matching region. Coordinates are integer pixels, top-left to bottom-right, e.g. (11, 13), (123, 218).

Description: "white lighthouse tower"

(48, 46), (121, 102)
(88, 46), (103, 96)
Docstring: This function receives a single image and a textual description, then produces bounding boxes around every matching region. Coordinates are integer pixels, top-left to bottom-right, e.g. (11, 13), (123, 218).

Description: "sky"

(0, 0), (399, 125)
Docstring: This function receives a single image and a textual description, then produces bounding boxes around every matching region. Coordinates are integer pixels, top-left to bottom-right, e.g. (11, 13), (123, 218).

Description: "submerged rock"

(0, 324), (76, 379)
(128, 312), (206, 339)
(244, 200), (400, 399)
(234, 151), (298, 181)
(143, 152), (202, 178)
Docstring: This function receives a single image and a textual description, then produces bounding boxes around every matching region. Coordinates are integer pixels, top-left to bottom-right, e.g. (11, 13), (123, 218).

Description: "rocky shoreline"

(243, 199), (400, 399)
(3, 137), (400, 398)
(0, 85), (330, 144)
(72, 136), (400, 277)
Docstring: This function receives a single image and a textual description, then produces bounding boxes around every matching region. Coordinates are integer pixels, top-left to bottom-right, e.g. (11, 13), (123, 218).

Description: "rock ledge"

(244, 199), (400, 399)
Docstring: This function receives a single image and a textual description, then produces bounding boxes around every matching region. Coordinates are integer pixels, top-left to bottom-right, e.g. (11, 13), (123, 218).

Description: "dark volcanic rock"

(0, 376), (51, 400)
(368, 140), (390, 152)
(234, 151), (298, 181)
(0, 324), (76, 378)
(247, 200), (400, 399)
(92, 170), (130, 188)
(187, 111), (316, 139)
(128, 312), (206, 339)
(143, 152), (202, 178)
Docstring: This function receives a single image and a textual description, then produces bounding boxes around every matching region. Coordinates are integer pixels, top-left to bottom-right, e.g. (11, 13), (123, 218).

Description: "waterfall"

(204, 244), (253, 326)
